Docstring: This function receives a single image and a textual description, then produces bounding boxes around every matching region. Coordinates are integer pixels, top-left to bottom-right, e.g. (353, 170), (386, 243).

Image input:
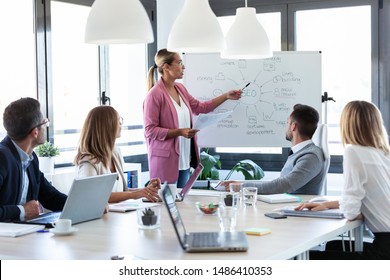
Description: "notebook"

(280, 206), (344, 219)
(162, 183), (249, 252)
(0, 223), (44, 237)
(20, 173), (117, 227)
(257, 193), (301, 204)
(109, 201), (158, 213)
(144, 163), (204, 202)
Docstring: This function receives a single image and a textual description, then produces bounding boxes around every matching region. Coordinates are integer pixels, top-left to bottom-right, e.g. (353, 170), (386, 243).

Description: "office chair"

(312, 124), (330, 195)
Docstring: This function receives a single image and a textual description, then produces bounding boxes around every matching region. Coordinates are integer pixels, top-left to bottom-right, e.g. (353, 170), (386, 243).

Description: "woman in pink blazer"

(144, 49), (241, 188)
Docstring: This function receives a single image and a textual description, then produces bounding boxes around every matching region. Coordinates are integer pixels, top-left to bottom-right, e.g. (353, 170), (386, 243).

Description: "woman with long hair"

(296, 100), (390, 259)
(75, 106), (160, 203)
(144, 48), (241, 188)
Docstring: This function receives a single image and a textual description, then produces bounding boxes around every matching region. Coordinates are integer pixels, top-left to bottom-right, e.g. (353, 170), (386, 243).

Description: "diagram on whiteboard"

(183, 52), (322, 148)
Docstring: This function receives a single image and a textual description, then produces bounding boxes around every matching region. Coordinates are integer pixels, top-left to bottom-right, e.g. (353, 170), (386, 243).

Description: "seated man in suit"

(222, 104), (325, 195)
(0, 97), (67, 222)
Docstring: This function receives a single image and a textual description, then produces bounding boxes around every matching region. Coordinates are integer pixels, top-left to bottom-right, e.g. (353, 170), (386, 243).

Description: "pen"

(37, 230), (49, 233)
(241, 82), (251, 90)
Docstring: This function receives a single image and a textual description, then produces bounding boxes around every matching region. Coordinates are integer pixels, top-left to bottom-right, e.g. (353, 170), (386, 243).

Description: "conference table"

(0, 190), (363, 260)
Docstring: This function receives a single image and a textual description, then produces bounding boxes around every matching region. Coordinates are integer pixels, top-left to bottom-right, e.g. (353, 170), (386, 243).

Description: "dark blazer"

(0, 136), (67, 222)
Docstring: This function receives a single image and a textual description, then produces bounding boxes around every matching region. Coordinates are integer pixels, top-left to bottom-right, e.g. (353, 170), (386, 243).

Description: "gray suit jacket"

(246, 143), (325, 195)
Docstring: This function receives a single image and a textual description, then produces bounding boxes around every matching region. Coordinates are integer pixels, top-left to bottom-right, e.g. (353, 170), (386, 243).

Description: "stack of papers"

(257, 193), (301, 204)
(0, 223), (44, 237)
(280, 206), (344, 219)
(109, 201), (158, 213)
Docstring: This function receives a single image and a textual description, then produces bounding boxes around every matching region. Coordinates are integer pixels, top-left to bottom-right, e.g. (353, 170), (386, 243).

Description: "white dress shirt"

(340, 145), (390, 232)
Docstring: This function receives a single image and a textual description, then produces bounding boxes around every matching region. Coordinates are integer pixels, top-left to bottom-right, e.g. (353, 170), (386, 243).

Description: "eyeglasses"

(119, 117), (124, 125)
(31, 118), (50, 131)
(171, 60), (184, 67)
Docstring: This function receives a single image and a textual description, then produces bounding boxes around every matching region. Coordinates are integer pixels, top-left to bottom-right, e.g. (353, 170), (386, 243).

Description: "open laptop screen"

(163, 184), (187, 249)
(179, 163), (204, 198)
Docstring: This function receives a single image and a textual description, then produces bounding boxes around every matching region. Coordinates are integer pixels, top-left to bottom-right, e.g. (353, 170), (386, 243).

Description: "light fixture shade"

(167, 0), (224, 53)
(221, 7), (272, 59)
(85, 0), (154, 44)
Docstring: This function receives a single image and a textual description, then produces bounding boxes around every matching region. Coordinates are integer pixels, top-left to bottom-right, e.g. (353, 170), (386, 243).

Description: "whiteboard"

(183, 51), (322, 147)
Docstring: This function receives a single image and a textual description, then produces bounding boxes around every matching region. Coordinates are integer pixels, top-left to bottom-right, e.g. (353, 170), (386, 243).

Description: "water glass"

(243, 187), (258, 206)
(217, 205), (237, 232)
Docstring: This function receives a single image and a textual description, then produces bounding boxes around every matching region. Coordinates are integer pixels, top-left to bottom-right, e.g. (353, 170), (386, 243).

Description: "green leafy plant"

(198, 148), (221, 180)
(35, 141), (60, 157)
(224, 159), (264, 180)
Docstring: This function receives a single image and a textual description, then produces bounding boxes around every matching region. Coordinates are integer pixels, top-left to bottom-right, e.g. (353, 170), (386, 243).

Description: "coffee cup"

(52, 219), (72, 232)
(167, 184), (177, 196)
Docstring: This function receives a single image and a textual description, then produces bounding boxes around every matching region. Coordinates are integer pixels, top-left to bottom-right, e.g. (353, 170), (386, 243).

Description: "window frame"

(209, 0), (379, 174)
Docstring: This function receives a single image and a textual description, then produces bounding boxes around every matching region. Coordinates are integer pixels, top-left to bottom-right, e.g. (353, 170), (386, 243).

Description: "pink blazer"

(143, 79), (216, 183)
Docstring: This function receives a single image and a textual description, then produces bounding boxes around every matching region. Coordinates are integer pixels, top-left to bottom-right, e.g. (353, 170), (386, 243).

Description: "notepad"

(244, 228), (271, 236)
(0, 223), (44, 237)
(257, 193), (301, 204)
(280, 206), (344, 219)
(109, 201), (158, 213)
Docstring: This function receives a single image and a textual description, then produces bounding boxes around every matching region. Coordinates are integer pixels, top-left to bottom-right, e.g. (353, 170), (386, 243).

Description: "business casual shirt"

(11, 140), (33, 221)
(339, 145), (390, 232)
(245, 141), (325, 195)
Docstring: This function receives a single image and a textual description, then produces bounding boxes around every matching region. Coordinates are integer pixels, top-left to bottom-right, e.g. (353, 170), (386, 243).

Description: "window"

(0, 0), (36, 138)
(295, 5), (371, 155)
(50, 1), (151, 164)
(108, 45), (149, 156)
(51, 1), (99, 164)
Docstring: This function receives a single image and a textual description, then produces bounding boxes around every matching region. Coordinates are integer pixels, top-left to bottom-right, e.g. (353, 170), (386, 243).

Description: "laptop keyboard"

(190, 232), (221, 248)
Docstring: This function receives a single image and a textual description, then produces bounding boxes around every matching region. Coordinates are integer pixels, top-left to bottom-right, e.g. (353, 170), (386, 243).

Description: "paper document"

(193, 111), (233, 130)
(0, 223), (44, 237)
(109, 201), (158, 213)
(257, 193), (301, 204)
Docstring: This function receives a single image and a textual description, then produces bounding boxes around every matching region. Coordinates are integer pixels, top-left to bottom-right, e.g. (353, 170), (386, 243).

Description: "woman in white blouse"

(296, 100), (390, 259)
(74, 106), (160, 203)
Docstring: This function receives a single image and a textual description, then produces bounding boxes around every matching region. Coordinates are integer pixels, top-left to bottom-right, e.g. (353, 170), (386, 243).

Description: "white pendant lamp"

(221, 4), (272, 59)
(167, 0), (224, 53)
(85, 0), (154, 45)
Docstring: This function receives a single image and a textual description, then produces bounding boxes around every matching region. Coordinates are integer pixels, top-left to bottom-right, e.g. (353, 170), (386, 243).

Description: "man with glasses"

(0, 97), (67, 222)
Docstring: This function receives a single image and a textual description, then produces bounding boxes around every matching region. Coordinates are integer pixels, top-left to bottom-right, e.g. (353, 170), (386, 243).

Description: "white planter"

(38, 157), (55, 174)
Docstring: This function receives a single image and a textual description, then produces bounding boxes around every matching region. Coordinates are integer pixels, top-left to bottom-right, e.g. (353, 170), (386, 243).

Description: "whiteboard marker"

(241, 82), (251, 90)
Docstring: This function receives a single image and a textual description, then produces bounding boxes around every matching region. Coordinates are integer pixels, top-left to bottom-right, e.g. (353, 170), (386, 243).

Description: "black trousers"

(309, 232), (390, 260)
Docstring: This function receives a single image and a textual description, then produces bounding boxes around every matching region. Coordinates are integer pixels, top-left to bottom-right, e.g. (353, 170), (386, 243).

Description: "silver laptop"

(23, 173), (117, 227)
(162, 183), (249, 252)
(144, 163), (204, 202)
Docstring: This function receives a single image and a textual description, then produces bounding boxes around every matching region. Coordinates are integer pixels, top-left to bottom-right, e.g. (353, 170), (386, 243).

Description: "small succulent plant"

(142, 208), (155, 217)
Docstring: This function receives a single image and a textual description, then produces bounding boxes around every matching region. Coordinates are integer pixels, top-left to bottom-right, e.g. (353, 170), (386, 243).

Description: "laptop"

(280, 206), (344, 219)
(144, 163), (204, 202)
(21, 173), (117, 227)
(161, 183), (249, 252)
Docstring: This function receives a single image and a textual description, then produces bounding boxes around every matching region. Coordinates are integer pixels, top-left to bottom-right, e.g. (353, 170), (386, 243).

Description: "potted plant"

(141, 208), (158, 226)
(224, 194), (234, 206)
(35, 141), (60, 174)
(198, 148), (221, 181)
(224, 159), (264, 181)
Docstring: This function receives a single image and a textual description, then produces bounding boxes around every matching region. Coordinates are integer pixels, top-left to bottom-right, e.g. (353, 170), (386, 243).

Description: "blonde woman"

(144, 48), (241, 188)
(296, 100), (390, 259)
(74, 106), (160, 203)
